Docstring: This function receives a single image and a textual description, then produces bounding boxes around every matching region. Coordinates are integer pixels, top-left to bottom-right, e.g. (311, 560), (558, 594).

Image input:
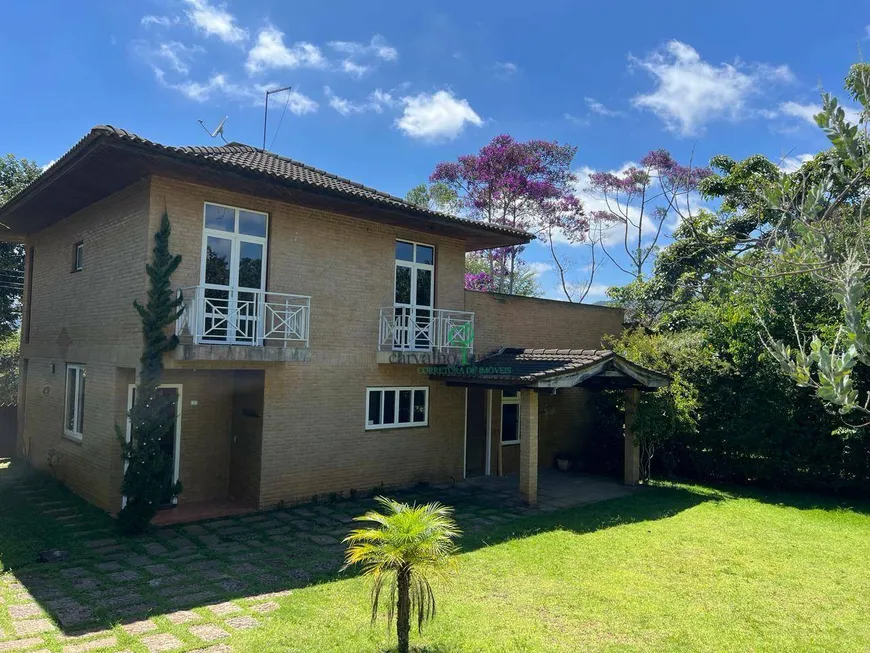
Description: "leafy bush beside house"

(0, 332), (19, 406)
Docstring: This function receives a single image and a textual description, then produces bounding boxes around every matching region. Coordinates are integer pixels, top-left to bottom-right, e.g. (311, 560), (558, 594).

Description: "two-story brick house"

(0, 126), (667, 521)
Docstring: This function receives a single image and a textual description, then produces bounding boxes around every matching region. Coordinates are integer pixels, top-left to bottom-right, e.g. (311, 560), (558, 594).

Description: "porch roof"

(429, 347), (670, 390)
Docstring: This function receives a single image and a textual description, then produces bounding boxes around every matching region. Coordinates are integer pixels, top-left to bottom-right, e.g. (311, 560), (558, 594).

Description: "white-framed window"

(500, 389), (520, 444)
(393, 240), (435, 351)
(63, 364), (86, 441)
(72, 241), (83, 272)
(366, 386), (429, 430)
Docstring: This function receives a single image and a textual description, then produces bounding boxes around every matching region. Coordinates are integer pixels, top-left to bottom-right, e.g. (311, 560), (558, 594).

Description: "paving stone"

(166, 537), (195, 550)
(206, 601), (241, 616)
(13, 618), (55, 635)
(187, 560), (221, 572)
(143, 543), (168, 556)
(59, 567), (89, 578)
(165, 609), (201, 624)
(250, 601), (280, 613)
(198, 535), (221, 546)
(110, 603), (151, 620)
(108, 570), (140, 583)
(239, 514), (268, 524)
(7, 603), (41, 618)
(225, 616), (259, 630)
(91, 545), (125, 555)
(121, 619), (158, 635)
(143, 564), (171, 576)
(189, 624), (230, 642)
(189, 646), (231, 653)
(85, 539), (117, 549)
(94, 561), (123, 572)
(309, 534), (339, 546)
(126, 555), (153, 567)
(0, 637), (44, 651)
(168, 590), (215, 606)
(70, 577), (101, 591)
(55, 604), (96, 628)
(62, 637), (118, 653)
(216, 578), (246, 592)
(141, 633), (184, 652)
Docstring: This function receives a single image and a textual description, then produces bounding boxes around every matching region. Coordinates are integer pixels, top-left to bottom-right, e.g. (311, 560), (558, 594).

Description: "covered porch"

(432, 348), (670, 506)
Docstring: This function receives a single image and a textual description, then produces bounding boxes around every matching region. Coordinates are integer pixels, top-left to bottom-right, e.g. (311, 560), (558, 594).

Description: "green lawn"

(2, 460), (870, 652)
(229, 484), (870, 652)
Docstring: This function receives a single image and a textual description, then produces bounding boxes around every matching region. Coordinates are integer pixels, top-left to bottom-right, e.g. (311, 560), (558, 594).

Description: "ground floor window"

(501, 389), (520, 444)
(366, 386), (429, 429)
(63, 364), (86, 441)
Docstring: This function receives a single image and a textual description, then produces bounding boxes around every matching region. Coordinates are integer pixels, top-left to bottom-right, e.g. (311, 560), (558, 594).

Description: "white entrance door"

(200, 202), (268, 345)
(393, 240), (434, 350)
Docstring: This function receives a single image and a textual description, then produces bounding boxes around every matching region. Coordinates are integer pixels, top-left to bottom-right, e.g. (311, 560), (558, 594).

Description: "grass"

(3, 460), (870, 652)
(231, 484), (870, 653)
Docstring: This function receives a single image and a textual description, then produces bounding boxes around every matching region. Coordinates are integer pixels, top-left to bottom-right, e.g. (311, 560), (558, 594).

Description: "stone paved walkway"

(0, 469), (632, 652)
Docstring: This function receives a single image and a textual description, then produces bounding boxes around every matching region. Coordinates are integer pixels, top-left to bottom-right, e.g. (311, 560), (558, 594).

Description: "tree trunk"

(396, 566), (411, 653)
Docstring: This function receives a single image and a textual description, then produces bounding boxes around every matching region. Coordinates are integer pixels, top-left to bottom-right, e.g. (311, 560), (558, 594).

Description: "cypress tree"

(117, 212), (184, 533)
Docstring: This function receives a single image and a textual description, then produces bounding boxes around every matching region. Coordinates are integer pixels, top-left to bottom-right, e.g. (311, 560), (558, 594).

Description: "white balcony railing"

(176, 286), (311, 348)
(378, 307), (474, 355)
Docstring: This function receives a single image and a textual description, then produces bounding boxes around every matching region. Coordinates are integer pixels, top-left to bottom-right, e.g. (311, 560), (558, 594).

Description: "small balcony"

(378, 306), (475, 363)
(174, 285), (311, 363)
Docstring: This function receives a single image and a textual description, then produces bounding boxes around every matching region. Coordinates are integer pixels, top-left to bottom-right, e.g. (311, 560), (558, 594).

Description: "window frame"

(500, 390), (520, 445)
(365, 386), (429, 430)
(63, 363), (86, 441)
(72, 241), (83, 273)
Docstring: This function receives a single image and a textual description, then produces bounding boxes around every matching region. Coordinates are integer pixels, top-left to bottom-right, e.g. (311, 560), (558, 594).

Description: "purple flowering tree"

(587, 150), (711, 280)
(431, 135), (593, 299)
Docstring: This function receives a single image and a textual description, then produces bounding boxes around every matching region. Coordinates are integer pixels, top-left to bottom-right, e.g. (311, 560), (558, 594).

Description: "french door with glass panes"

(200, 202), (268, 345)
(393, 240), (434, 350)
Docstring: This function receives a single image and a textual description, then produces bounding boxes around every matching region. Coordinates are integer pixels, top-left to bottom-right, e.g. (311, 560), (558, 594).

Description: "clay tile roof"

(89, 126), (531, 241)
(429, 347), (616, 383)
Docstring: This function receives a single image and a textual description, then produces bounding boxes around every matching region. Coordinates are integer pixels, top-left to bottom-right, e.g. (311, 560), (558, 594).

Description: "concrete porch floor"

(453, 469), (637, 511)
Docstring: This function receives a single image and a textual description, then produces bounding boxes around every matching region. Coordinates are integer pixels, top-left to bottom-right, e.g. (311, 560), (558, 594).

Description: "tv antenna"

(198, 116), (229, 143)
(263, 86), (292, 151)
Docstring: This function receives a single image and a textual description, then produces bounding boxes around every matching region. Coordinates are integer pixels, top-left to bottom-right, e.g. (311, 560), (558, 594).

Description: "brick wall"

(18, 182), (150, 510)
(149, 177), (468, 507)
(464, 291), (624, 355)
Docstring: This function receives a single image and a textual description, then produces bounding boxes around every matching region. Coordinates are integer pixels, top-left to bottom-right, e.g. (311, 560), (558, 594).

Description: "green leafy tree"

(117, 212), (184, 533)
(0, 154), (41, 338)
(343, 497), (460, 653)
(465, 253), (543, 297)
(404, 182), (460, 214)
(0, 331), (19, 405)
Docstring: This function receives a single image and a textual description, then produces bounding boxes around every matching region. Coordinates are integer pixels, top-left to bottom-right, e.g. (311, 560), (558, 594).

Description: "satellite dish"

(198, 116), (229, 143)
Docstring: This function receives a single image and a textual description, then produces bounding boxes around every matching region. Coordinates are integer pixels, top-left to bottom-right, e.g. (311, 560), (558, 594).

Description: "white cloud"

(141, 15), (178, 28)
(631, 40), (791, 136)
(369, 89), (395, 111)
(340, 59), (369, 77)
(324, 87), (396, 116)
(183, 0), (247, 44)
(132, 40), (204, 76)
(395, 90), (483, 141)
(779, 101), (821, 124)
(564, 112), (590, 127)
(584, 97), (623, 117)
(494, 61), (519, 77)
(324, 86), (366, 115)
(526, 261), (553, 277)
(154, 69), (317, 114)
(245, 25), (326, 74)
(328, 35), (398, 61)
(42, 159), (57, 171)
(779, 153), (814, 173)
(582, 282), (612, 300)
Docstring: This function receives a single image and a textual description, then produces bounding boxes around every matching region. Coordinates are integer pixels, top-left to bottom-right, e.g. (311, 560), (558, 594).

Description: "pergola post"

(519, 389), (539, 505)
(624, 387), (640, 486)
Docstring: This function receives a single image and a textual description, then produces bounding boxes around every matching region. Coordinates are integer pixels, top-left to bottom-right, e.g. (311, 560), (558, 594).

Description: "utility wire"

(269, 89), (292, 151)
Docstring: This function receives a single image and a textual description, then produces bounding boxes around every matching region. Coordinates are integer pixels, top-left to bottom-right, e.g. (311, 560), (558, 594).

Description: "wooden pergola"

(431, 348), (670, 505)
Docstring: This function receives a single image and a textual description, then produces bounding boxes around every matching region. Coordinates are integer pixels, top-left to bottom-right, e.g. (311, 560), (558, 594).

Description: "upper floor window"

(204, 202), (267, 238)
(63, 364), (86, 441)
(393, 240), (435, 350)
(72, 241), (83, 272)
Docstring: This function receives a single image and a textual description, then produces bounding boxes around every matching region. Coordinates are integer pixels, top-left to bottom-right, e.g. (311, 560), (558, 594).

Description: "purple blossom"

(464, 271), (497, 292)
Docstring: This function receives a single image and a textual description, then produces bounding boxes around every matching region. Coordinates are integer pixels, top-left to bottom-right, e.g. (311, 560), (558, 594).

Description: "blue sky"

(1, 0), (866, 300)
